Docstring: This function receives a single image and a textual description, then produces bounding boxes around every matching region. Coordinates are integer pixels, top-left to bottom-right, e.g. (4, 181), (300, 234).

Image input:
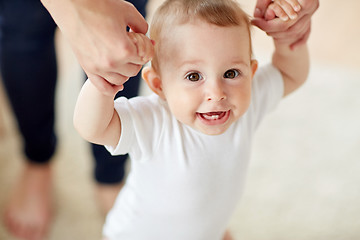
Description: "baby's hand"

(264, 0), (302, 21)
(128, 31), (155, 64)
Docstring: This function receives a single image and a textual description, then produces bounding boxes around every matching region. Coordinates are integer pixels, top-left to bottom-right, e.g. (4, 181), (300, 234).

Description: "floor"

(1, 0), (360, 239)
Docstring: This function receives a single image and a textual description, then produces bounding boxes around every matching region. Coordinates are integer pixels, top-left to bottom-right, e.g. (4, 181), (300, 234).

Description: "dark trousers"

(0, 0), (147, 184)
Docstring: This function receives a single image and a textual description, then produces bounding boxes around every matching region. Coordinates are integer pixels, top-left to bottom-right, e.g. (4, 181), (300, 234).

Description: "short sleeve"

(249, 63), (284, 129)
(105, 95), (165, 160)
(105, 97), (135, 155)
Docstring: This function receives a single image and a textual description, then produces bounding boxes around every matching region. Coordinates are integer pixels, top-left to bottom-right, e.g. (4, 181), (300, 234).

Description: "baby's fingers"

(285, 0), (302, 12)
(270, 0), (301, 21)
(141, 36), (154, 63)
(128, 32), (154, 64)
(128, 32), (145, 60)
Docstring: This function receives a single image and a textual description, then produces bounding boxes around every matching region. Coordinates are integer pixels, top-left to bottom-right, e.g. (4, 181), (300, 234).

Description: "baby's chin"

(193, 121), (234, 136)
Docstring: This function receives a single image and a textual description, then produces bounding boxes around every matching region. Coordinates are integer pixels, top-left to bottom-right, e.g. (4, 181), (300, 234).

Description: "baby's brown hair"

(149, 0), (253, 71)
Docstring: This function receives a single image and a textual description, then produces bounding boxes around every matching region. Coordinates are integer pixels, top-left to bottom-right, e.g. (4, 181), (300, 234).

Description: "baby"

(74, 0), (309, 239)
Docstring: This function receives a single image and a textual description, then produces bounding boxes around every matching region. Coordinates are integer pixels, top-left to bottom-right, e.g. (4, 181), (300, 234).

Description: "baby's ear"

(251, 59), (258, 78)
(142, 66), (165, 99)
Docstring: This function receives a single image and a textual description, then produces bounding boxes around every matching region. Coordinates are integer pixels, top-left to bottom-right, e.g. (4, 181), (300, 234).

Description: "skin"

(265, 0), (302, 21)
(40, 0), (152, 96)
(74, 18), (309, 239)
(40, 0), (318, 91)
(3, 0), (316, 239)
(3, 163), (52, 240)
(253, 0), (319, 49)
(144, 21), (258, 135)
(74, 16), (309, 153)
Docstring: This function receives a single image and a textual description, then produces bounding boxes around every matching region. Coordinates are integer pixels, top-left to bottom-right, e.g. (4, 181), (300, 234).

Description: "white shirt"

(104, 64), (283, 240)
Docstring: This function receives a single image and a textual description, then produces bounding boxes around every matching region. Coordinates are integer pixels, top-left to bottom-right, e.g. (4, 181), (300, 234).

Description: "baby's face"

(157, 20), (257, 135)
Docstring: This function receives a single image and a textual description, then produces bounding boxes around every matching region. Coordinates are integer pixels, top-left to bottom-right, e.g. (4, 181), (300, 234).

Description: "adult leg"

(223, 230), (234, 240)
(0, 0), (57, 239)
(92, 0), (148, 215)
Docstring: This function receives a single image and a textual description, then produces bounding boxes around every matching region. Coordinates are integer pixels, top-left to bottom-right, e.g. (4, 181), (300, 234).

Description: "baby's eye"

(185, 72), (203, 82)
(223, 69), (240, 79)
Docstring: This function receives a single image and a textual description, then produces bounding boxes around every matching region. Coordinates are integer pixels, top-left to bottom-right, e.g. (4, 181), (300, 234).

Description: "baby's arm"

(73, 32), (153, 148)
(264, 1), (310, 96)
(74, 79), (121, 148)
(272, 38), (309, 97)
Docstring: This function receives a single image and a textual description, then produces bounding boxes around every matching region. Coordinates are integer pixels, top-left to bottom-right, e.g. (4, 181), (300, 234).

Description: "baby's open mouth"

(196, 110), (230, 125)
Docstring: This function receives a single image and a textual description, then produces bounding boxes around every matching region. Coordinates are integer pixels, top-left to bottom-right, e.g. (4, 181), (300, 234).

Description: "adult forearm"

(40, 0), (77, 27)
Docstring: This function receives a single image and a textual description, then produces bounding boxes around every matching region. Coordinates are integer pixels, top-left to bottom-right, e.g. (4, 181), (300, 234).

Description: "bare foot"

(3, 162), (53, 240)
(223, 229), (234, 240)
(95, 183), (124, 215)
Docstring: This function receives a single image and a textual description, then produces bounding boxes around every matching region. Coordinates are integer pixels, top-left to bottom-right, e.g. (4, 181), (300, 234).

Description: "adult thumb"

(126, 4), (148, 34)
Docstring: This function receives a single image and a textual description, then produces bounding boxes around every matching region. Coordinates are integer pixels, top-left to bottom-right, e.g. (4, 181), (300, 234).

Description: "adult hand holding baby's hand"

(252, 0), (319, 49)
(41, 0), (150, 96)
(128, 31), (155, 65)
(95, 31), (155, 97)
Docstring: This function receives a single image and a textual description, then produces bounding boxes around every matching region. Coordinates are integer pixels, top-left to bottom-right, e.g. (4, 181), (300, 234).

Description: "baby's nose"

(206, 81), (226, 102)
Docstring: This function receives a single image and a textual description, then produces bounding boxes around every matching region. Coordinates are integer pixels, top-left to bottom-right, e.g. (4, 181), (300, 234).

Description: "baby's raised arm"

(73, 32), (154, 148)
(272, 38), (309, 97)
(268, 0), (310, 97)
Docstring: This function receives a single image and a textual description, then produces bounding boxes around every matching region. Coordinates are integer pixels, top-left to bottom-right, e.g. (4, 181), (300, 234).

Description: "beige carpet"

(1, 0), (359, 239)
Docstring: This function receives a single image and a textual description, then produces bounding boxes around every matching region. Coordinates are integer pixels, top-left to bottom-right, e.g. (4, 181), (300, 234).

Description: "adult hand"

(41, 0), (149, 96)
(252, 0), (319, 49)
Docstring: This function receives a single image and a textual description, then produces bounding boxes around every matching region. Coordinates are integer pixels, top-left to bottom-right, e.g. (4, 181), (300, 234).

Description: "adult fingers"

(86, 59), (142, 84)
(267, 20), (308, 42)
(268, 3), (290, 21)
(252, 17), (292, 33)
(88, 75), (124, 96)
(277, 15), (310, 39)
(252, 2), (312, 34)
(125, 2), (148, 34)
(290, 24), (311, 49)
(264, 8), (276, 21)
(115, 62), (143, 79)
(268, 18), (310, 46)
(102, 72), (130, 86)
